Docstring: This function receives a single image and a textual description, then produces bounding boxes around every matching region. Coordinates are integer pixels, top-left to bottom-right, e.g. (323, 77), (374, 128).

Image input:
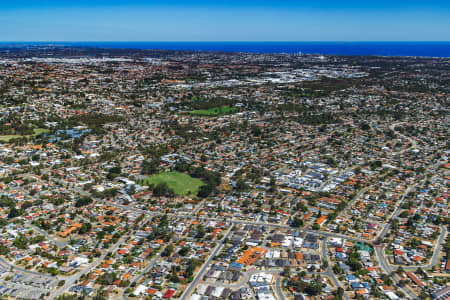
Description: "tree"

(48, 267), (59, 276)
(97, 272), (118, 285)
(55, 295), (78, 300)
(141, 159), (160, 175)
(333, 264), (343, 274)
(381, 273), (393, 285)
(391, 218), (399, 231)
(106, 166), (121, 180)
(292, 217), (303, 228)
(410, 237), (420, 248)
(93, 287), (107, 300)
(348, 249), (362, 272)
(398, 279), (408, 287)
(0, 244), (9, 255)
(128, 184), (136, 195)
(175, 162), (190, 172)
(197, 183), (214, 198)
(78, 222), (92, 234)
(0, 196), (14, 208)
(153, 182), (174, 197)
(196, 224), (205, 238)
(178, 246), (190, 256)
(162, 244), (174, 257)
(75, 196), (93, 207)
(336, 287), (344, 300)
(304, 281), (323, 296)
(269, 177), (277, 192)
(235, 179), (249, 191)
(21, 201), (33, 210)
(8, 207), (21, 219)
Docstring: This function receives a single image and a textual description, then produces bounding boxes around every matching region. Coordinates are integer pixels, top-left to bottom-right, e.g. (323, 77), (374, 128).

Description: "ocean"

(2, 41), (450, 57)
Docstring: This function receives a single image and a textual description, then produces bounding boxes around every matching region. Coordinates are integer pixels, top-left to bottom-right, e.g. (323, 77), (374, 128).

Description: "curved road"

(55, 142), (447, 300)
(0, 256), (57, 278)
(375, 245), (417, 299)
(378, 226), (447, 272)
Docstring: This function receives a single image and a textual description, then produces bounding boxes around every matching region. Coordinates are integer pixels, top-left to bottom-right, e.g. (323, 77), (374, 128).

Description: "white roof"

(189, 295), (201, 300)
(134, 285), (147, 296)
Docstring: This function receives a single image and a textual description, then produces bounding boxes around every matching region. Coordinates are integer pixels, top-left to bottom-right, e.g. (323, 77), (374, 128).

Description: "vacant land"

(187, 106), (236, 116)
(141, 171), (204, 196)
(0, 128), (49, 142)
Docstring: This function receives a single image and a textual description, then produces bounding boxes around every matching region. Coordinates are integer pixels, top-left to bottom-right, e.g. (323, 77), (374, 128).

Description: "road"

(48, 146), (447, 300)
(375, 244), (417, 299)
(15, 186), (68, 249)
(381, 226), (447, 272)
(427, 226), (447, 269)
(62, 181), (377, 246)
(340, 185), (373, 223)
(56, 183), (383, 300)
(322, 237), (350, 300)
(29, 223), (67, 248)
(48, 234), (127, 300)
(179, 227), (232, 300)
(193, 199), (206, 215)
(2, 117), (442, 300)
(0, 256), (57, 278)
(388, 122), (418, 153)
(371, 123), (422, 299)
(376, 183), (418, 241)
(371, 123), (449, 299)
(122, 244), (167, 300)
(275, 276), (285, 300)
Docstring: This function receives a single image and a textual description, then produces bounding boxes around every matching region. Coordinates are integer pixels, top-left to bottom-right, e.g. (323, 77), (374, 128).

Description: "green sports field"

(187, 106), (236, 116)
(140, 171), (204, 196)
(0, 128), (49, 142)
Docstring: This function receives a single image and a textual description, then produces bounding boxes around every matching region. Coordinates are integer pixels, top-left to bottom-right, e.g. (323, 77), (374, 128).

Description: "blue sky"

(1, 0), (450, 41)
